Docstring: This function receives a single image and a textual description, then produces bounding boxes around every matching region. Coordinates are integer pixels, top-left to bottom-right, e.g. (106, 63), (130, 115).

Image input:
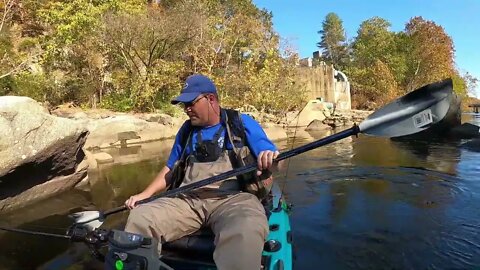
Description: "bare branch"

(0, 53), (38, 79)
(0, 0), (16, 33)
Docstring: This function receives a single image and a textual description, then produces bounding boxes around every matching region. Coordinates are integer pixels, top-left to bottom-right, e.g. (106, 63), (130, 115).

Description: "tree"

(2, 0), (305, 114)
(317, 12), (348, 69)
(404, 16), (456, 92)
(1, 0), (43, 92)
(169, 0), (304, 114)
(0, 0), (16, 33)
(1, 0), (21, 81)
(351, 17), (396, 67)
(463, 72), (479, 97)
(33, 0), (145, 106)
(348, 59), (398, 109)
(347, 17), (403, 108)
(102, 2), (200, 111)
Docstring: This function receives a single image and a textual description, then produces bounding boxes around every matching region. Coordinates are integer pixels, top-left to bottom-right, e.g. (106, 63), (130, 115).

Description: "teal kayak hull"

(263, 183), (293, 270)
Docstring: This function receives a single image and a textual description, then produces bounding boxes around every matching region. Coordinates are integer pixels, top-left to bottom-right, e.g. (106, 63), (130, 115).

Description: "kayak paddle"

(71, 78), (454, 230)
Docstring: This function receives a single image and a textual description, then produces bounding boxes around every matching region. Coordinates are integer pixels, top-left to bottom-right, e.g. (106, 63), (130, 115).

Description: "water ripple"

(283, 162), (480, 269)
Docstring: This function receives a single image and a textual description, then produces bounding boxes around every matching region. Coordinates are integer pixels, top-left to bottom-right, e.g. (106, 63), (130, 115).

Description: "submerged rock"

(305, 119), (332, 131)
(461, 138), (480, 152)
(449, 123), (480, 139)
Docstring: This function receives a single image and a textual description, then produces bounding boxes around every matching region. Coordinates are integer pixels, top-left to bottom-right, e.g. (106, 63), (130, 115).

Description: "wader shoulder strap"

(223, 109), (250, 168)
(168, 122), (192, 190)
(224, 109), (268, 198)
(224, 109), (247, 148)
(178, 121), (192, 161)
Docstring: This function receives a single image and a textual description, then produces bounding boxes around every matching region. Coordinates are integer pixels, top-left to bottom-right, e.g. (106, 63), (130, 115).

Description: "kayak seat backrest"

(162, 193), (274, 261)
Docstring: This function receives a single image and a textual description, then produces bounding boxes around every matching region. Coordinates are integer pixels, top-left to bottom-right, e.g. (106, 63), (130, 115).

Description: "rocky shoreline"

(0, 96), (371, 213)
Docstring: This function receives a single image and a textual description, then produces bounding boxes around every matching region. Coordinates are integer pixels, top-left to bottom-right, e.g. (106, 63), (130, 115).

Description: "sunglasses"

(180, 95), (208, 109)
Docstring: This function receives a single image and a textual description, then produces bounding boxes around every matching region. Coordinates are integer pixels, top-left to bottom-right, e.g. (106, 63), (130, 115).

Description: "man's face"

(181, 94), (211, 126)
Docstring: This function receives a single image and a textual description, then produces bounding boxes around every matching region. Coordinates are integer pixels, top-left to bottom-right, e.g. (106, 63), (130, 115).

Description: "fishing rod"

(0, 225), (71, 239)
(0, 223), (115, 263)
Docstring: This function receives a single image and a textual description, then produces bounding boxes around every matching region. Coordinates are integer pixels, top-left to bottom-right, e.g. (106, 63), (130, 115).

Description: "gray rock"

(93, 152), (114, 164)
(305, 119), (332, 131)
(461, 138), (480, 152)
(449, 123), (480, 139)
(0, 96), (88, 212)
(84, 115), (178, 149)
(0, 161), (88, 212)
(140, 113), (174, 125)
(288, 100), (328, 127)
(323, 115), (350, 128)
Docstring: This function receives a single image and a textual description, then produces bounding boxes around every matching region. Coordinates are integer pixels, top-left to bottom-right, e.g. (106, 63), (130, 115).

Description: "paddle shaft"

(75, 79), (453, 226)
(101, 126), (360, 217)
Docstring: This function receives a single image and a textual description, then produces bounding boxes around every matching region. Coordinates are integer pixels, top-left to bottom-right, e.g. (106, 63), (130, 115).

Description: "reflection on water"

(1, 115), (480, 269)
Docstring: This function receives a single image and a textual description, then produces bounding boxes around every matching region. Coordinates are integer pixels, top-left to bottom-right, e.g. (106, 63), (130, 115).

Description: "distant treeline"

(317, 13), (478, 109)
(0, 1), (478, 113)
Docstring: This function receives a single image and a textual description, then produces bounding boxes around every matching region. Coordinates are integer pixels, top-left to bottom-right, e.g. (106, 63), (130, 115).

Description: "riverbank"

(51, 102), (372, 170)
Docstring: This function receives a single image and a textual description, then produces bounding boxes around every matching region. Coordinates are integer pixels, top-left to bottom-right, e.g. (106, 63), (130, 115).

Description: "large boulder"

(288, 100), (330, 127)
(84, 115), (181, 149)
(461, 138), (480, 152)
(305, 119), (332, 131)
(449, 123), (480, 139)
(0, 96), (88, 212)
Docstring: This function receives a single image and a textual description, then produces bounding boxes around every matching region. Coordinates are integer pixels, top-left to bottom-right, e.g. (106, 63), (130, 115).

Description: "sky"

(253, 0), (480, 97)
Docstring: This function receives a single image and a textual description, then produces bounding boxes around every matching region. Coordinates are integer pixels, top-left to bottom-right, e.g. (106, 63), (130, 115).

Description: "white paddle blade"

(69, 211), (104, 231)
(359, 79), (453, 137)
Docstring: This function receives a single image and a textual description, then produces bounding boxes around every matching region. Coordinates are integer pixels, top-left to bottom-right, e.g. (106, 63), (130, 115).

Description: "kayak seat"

(162, 227), (215, 260)
(161, 193), (274, 263)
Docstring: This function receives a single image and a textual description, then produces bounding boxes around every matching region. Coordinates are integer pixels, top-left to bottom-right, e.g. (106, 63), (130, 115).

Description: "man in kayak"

(124, 74), (280, 270)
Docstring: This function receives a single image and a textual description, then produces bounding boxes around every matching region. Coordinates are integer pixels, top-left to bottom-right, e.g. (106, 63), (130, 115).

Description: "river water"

(1, 114), (479, 269)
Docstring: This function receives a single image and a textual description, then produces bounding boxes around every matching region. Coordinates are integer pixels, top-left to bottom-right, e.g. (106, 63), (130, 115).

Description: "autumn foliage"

(1, 0), (303, 115)
(318, 14), (475, 110)
(1, 2), (477, 113)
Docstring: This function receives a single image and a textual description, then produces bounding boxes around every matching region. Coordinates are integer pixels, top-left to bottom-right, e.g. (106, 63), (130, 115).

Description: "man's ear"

(207, 94), (215, 103)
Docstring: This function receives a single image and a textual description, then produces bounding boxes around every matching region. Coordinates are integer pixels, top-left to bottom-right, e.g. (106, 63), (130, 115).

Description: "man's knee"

(241, 215), (268, 237)
(213, 214), (267, 270)
(222, 214), (268, 242)
(125, 206), (154, 235)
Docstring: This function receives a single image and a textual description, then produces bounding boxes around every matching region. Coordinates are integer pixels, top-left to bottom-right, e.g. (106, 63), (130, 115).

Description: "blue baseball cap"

(171, 74), (217, 104)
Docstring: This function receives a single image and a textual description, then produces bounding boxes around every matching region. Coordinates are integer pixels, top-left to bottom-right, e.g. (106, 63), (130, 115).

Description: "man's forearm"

(141, 166), (170, 196)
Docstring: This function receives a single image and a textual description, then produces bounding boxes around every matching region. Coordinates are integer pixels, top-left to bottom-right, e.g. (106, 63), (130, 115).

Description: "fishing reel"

(67, 224), (110, 261)
(67, 225), (173, 270)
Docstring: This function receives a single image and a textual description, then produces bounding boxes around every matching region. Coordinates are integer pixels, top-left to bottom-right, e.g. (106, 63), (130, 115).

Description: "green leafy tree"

(1, 0), (44, 94)
(317, 12), (348, 69)
(102, 2), (199, 111)
(242, 48), (304, 114)
(351, 17), (396, 67)
(348, 59), (398, 109)
(347, 17), (403, 108)
(172, 0), (304, 114)
(32, 0), (145, 106)
(451, 72), (467, 97)
(2, 0), (305, 115)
